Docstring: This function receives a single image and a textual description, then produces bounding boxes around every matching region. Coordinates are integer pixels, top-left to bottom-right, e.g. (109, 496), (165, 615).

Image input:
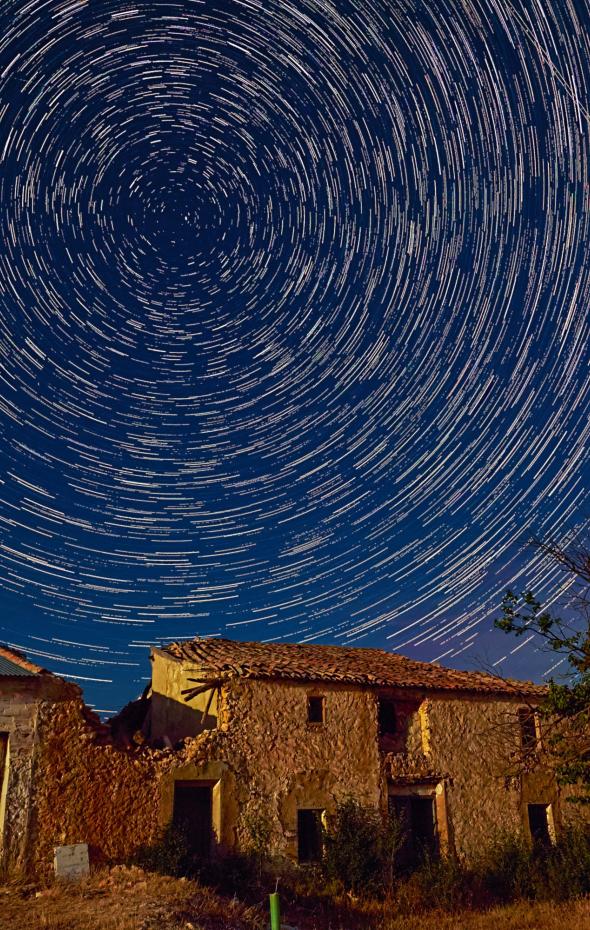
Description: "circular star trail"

(1, 0), (590, 708)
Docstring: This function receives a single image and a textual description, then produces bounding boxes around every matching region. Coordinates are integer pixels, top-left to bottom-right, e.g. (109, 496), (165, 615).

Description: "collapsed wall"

(29, 696), (161, 874)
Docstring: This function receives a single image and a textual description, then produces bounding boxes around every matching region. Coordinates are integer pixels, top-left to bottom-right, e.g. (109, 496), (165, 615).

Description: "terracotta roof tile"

(0, 645), (46, 677)
(162, 637), (545, 697)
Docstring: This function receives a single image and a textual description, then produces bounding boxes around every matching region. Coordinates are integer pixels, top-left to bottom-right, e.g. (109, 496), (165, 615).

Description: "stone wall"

(218, 678), (382, 858)
(426, 695), (524, 860)
(28, 696), (162, 875)
(0, 675), (85, 875)
(215, 676), (588, 863)
(148, 662), (569, 864)
(387, 693), (590, 860)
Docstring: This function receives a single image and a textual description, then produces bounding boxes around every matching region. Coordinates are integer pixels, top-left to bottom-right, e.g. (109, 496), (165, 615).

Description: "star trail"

(1, 0), (590, 710)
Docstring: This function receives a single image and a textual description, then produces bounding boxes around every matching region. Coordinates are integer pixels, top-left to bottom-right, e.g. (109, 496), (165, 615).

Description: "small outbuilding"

(0, 645), (79, 875)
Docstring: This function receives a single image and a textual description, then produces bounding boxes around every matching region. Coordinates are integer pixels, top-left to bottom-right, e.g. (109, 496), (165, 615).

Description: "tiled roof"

(162, 637), (545, 697)
(0, 645), (45, 677)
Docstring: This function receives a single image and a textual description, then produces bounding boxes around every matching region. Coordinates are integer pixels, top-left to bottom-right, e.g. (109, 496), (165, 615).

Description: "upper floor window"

(378, 697), (397, 737)
(307, 695), (325, 724)
(518, 707), (538, 750)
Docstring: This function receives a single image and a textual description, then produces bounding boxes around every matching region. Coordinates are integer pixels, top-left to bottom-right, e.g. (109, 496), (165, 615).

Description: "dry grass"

(379, 897), (590, 929)
(2, 867), (589, 930)
(0, 865), (263, 930)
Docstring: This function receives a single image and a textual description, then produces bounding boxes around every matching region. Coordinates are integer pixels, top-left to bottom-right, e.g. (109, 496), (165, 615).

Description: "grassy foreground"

(2, 865), (590, 930)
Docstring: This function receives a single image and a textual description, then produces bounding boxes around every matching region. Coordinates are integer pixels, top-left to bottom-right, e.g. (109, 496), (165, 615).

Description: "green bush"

(322, 798), (406, 896)
(477, 832), (533, 903)
(395, 853), (475, 914)
(133, 822), (195, 877)
(133, 808), (590, 914)
(531, 826), (590, 901)
(475, 825), (590, 904)
(322, 801), (590, 910)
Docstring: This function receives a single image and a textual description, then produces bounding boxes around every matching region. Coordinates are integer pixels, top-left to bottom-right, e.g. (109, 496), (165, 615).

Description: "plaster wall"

(0, 680), (39, 874)
(151, 651), (218, 744)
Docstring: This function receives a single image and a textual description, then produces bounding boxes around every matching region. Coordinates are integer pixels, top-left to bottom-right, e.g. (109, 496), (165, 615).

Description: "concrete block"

(54, 843), (89, 879)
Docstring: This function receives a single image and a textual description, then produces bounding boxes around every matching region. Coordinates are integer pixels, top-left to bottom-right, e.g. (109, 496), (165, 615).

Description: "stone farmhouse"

(0, 637), (581, 877)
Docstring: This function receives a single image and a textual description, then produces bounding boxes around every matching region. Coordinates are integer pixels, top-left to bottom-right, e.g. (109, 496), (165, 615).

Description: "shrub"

(475, 825), (590, 904)
(395, 854), (474, 914)
(133, 822), (195, 877)
(532, 825), (590, 901)
(477, 832), (533, 903)
(323, 798), (385, 895)
(322, 798), (408, 897)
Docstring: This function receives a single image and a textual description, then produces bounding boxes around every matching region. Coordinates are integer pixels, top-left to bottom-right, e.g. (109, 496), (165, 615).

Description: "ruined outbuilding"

(0, 646), (80, 873)
(0, 637), (584, 877)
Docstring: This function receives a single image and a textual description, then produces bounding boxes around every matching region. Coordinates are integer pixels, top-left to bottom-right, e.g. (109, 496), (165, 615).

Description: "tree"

(495, 539), (590, 801)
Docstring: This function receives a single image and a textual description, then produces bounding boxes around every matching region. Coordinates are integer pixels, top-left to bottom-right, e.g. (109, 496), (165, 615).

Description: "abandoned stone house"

(0, 636), (583, 877)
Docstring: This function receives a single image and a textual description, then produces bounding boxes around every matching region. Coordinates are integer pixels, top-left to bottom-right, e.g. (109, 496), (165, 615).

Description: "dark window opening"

(378, 698), (397, 737)
(298, 809), (324, 862)
(173, 782), (213, 859)
(307, 696), (325, 724)
(528, 804), (552, 847)
(518, 708), (537, 750)
(389, 795), (437, 868)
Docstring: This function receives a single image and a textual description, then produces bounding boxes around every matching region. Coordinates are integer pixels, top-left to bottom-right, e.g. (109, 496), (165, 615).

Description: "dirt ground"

(2, 866), (590, 930)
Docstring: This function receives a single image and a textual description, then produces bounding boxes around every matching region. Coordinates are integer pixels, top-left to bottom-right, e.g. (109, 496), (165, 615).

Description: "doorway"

(389, 794), (438, 867)
(297, 808), (324, 862)
(172, 781), (213, 858)
(527, 803), (553, 847)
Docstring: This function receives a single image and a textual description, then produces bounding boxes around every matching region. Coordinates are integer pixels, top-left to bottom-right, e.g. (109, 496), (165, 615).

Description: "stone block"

(53, 843), (90, 879)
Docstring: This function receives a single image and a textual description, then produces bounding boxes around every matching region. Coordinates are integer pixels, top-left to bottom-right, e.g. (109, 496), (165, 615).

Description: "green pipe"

(269, 892), (281, 930)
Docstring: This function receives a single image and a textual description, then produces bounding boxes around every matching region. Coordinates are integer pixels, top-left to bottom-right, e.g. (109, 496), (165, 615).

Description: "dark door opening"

(297, 809), (324, 862)
(528, 804), (552, 847)
(389, 795), (437, 868)
(173, 782), (213, 858)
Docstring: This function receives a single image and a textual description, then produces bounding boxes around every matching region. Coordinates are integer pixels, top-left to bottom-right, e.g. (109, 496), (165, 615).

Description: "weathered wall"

(26, 687), (237, 876)
(0, 679), (40, 874)
(25, 668), (386, 872)
(217, 678), (382, 859)
(151, 660), (574, 865)
(0, 676), (84, 875)
(390, 694), (589, 861)
(151, 651), (218, 744)
(28, 696), (162, 875)
(18, 658), (590, 877)
(424, 695), (524, 860)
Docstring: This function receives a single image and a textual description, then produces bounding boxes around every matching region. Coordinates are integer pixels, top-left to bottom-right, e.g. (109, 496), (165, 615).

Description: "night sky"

(1, 0), (590, 713)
